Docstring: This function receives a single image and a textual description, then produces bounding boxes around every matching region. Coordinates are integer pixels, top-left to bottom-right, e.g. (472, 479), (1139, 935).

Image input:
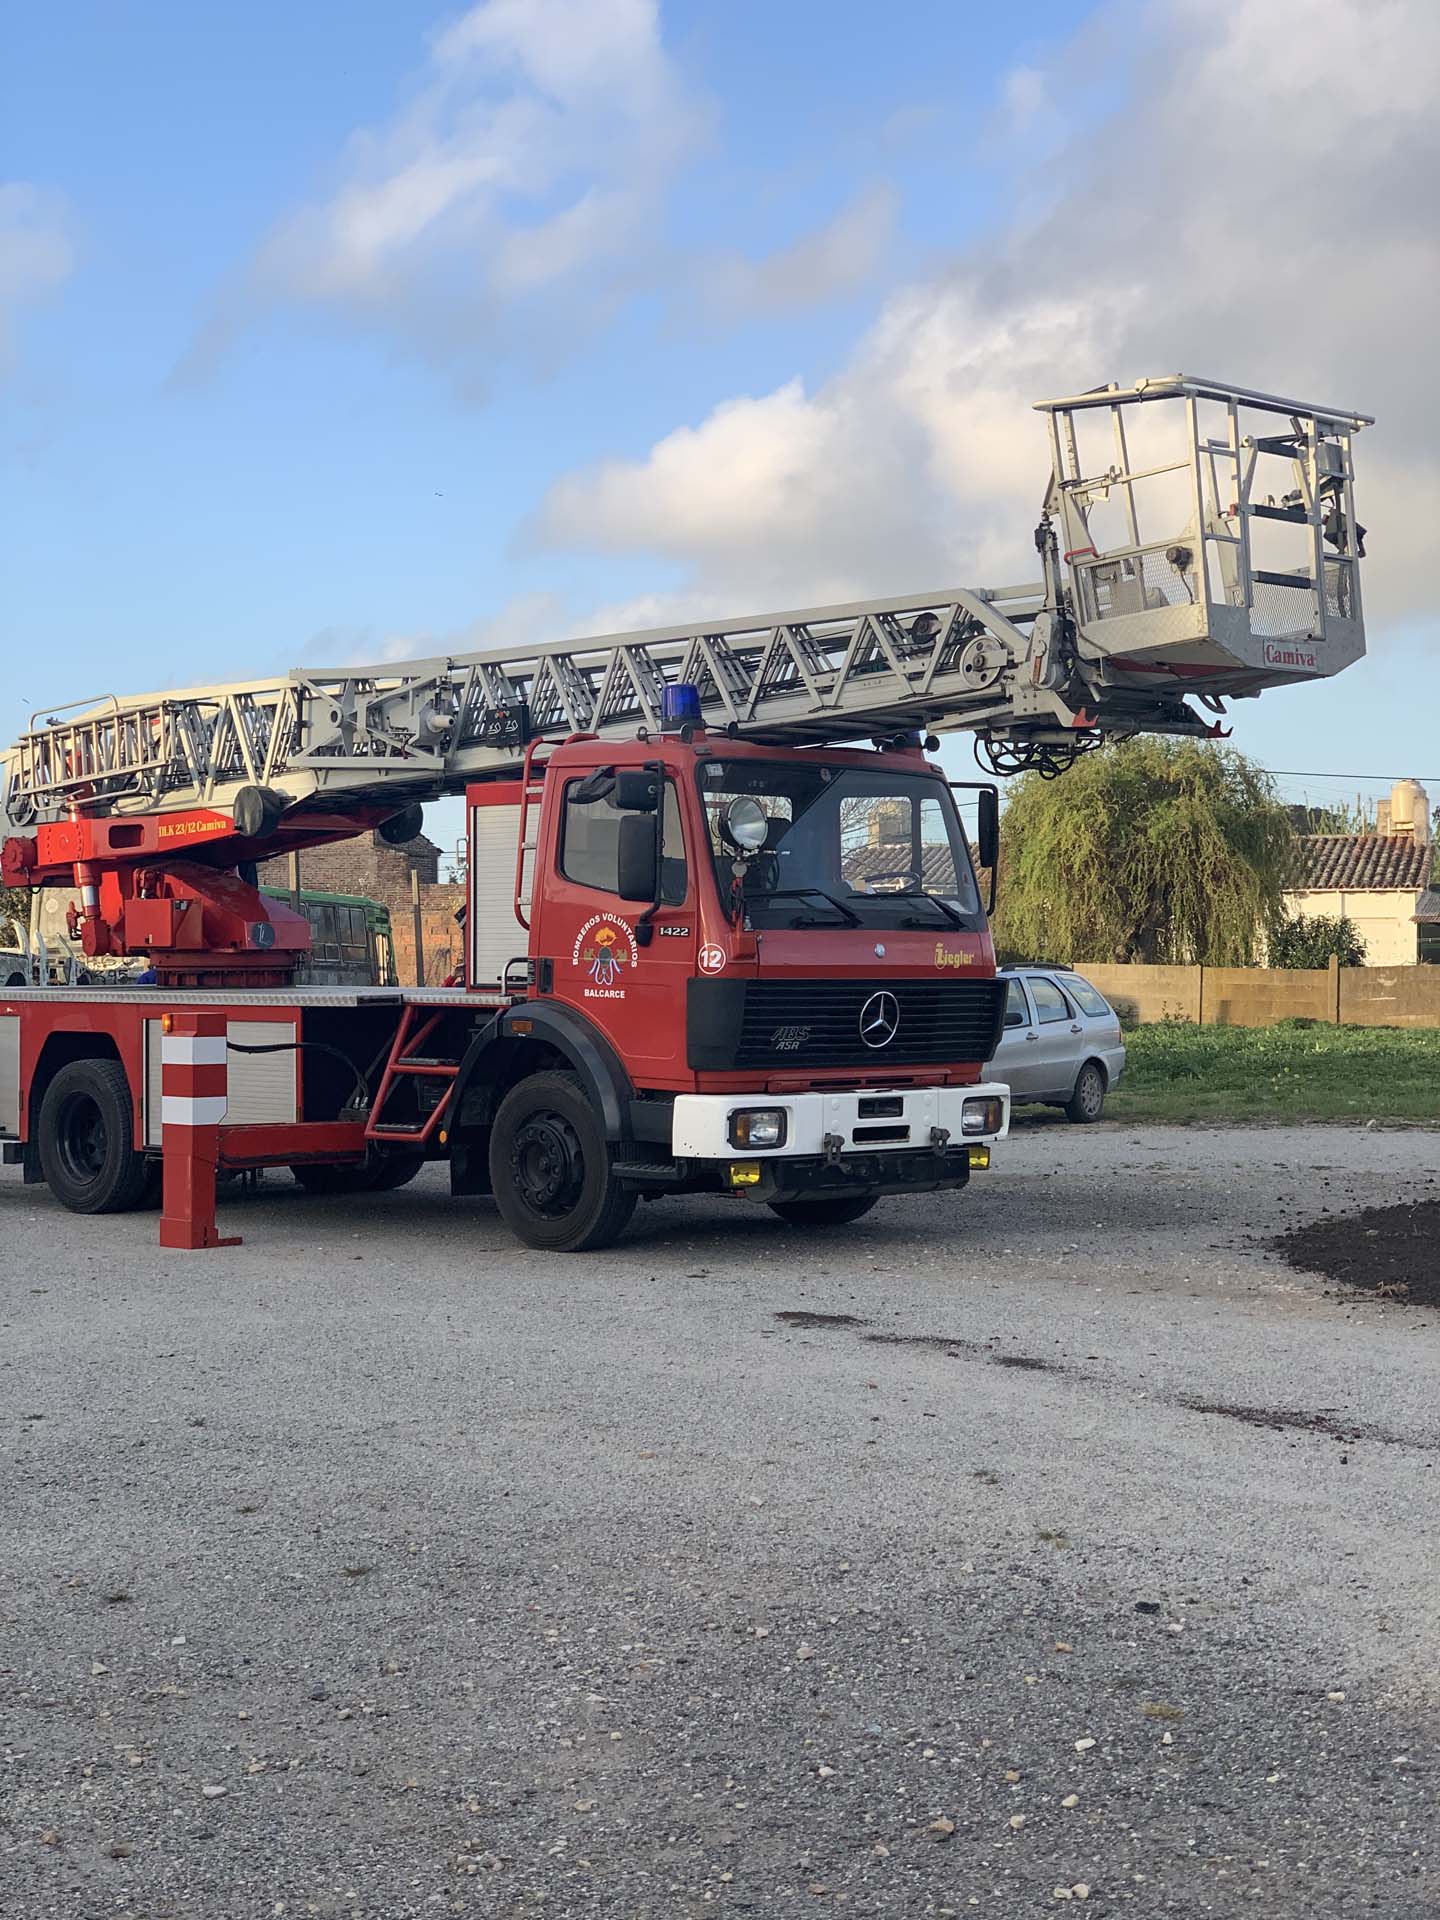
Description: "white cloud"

(178, 0), (700, 383)
(185, 0), (892, 386)
(681, 185), (898, 327)
(531, 0), (1439, 633)
(1000, 65), (1047, 129)
(303, 590), (579, 670)
(0, 183), (73, 371)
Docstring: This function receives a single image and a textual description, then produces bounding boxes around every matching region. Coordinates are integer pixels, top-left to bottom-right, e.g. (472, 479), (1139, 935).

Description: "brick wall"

(392, 883), (467, 987)
(256, 831), (440, 902)
(258, 832), (466, 984)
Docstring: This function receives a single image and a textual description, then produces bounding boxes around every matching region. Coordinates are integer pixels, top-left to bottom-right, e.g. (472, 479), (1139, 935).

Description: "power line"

(1261, 768), (1440, 785)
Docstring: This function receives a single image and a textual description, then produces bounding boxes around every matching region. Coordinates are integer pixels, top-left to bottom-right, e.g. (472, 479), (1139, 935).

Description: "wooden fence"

(1081, 959), (1440, 1029)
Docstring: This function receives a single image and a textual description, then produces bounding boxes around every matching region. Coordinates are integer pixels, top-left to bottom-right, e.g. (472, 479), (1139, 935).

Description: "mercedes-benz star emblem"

(859, 990), (900, 1049)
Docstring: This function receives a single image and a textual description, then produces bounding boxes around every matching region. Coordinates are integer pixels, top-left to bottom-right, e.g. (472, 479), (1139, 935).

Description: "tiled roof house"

(1285, 782), (1436, 965)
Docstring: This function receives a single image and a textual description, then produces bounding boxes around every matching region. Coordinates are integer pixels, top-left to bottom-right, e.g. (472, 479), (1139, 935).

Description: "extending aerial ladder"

(2, 375), (1371, 983)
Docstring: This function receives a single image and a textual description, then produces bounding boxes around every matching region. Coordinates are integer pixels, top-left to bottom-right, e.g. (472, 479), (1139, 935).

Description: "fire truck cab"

(451, 721), (1009, 1246)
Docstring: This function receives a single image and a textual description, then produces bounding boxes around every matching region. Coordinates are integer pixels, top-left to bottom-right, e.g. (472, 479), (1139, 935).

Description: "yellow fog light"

(967, 1144), (991, 1170)
(728, 1161), (762, 1187)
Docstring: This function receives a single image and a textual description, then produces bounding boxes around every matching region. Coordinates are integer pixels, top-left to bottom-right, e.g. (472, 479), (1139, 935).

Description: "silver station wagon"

(990, 967), (1127, 1122)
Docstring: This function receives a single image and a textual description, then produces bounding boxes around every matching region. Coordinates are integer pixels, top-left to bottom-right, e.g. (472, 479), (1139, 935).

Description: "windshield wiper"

(744, 885), (862, 927)
(874, 890), (966, 928)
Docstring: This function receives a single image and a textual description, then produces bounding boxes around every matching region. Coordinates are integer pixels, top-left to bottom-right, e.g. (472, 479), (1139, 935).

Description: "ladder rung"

(395, 1059), (459, 1076)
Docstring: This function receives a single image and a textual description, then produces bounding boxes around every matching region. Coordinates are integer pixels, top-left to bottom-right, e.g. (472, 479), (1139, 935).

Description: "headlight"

(724, 796), (770, 851)
(728, 1108), (787, 1149)
(961, 1096), (1003, 1136)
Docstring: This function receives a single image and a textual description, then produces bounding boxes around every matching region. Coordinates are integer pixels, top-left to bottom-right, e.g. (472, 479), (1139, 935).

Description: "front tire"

(767, 1195), (878, 1228)
(1065, 1060), (1107, 1124)
(489, 1071), (636, 1252)
(37, 1058), (151, 1213)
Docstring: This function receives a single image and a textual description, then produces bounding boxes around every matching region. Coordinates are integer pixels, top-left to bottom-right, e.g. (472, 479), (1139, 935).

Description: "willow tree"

(992, 740), (1297, 966)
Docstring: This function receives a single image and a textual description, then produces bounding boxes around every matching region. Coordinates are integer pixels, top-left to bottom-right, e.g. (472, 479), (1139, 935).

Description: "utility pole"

(410, 866), (424, 987)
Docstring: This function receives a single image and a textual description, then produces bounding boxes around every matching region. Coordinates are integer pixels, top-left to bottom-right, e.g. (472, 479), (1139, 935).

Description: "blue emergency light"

(661, 681), (702, 728)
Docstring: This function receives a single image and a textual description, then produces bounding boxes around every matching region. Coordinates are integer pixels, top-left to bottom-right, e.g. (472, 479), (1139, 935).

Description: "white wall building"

(1286, 781), (1434, 966)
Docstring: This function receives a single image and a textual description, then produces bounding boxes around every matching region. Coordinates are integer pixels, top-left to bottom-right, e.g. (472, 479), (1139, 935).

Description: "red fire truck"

(0, 713), (1010, 1250)
(0, 375), (1371, 1250)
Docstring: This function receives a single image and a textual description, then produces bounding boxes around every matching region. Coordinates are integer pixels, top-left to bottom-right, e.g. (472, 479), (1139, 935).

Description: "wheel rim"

(510, 1111), (586, 1218)
(1080, 1068), (1103, 1116)
(56, 1091), (108, 1182)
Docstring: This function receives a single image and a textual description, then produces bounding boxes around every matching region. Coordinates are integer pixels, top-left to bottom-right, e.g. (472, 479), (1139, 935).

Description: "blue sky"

(4, 0), (1436, 862)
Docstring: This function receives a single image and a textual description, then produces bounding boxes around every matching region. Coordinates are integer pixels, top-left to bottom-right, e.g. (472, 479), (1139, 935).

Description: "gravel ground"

(2, 1119), (1437, 1919)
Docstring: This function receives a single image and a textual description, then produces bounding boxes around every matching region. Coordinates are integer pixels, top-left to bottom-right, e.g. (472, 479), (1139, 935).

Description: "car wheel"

(489, 1071), (636, 1252)
(767, 1195), (878, 1227)
(1065, 1061), (1107, 1124)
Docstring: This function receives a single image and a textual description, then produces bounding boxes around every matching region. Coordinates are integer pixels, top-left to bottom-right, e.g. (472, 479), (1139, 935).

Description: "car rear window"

(1063, 974), (1112, 1018)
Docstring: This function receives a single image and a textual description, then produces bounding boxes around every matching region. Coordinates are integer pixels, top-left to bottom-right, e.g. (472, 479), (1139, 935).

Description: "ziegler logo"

(1263, 640), (1319, 672)
(572, 914), (634, 1000)
(934, 945), (975, 969)
(770, 1024), (811, 1052)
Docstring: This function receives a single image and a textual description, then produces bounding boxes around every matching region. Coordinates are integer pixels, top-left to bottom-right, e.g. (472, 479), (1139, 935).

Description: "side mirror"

(977, 787), (1000, 873)
(614, 770), (660, 812)
(617, 814), (659, 900)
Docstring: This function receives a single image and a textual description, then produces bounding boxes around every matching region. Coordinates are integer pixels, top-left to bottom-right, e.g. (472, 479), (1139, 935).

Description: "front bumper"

(671, 1081), (1010, 1160)
(736, 1145), (983, 1205)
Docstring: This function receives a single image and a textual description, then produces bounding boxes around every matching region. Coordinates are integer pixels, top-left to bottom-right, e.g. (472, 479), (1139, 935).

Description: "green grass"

(1106, 1021), (1440, 1125)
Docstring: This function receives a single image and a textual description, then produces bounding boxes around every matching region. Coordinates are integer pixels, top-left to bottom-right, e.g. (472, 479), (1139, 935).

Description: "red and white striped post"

(158, 1011), (242, 1250)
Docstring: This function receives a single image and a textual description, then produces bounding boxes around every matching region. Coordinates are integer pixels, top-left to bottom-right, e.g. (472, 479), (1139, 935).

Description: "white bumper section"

(670, 1082), (1010, 1159)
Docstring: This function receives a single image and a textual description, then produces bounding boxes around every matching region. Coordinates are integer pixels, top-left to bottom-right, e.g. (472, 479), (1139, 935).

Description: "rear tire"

(366, 1153), (426, 1191)
(37, 1058), (151, 1214)
(1065, 1060), (1107, 1124)
(489, 1071), (636, 1252)
(767, 1195), (878, 1228)
(291, 1161), (370, 1194)
(290, 1153), (425, 1194)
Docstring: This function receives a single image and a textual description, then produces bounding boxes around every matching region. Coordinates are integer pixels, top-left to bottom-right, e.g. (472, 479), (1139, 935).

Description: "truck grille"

(687, 977), (1006, 1073)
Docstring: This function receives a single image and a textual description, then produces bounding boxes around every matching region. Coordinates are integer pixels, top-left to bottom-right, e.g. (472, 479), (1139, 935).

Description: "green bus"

(260, 888), (397, 988)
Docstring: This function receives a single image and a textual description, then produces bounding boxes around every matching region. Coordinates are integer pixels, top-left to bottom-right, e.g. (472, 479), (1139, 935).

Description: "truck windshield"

(696, 759), (983, 930)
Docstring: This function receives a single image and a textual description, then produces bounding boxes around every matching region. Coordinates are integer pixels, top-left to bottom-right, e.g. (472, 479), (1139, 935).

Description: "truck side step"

(365, 1004), (463, 1148)
(612, 1160), (688, 1186)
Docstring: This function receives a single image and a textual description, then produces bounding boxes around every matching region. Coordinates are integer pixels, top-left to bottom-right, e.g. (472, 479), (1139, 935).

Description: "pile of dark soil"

(1273, 1198), (1440, 1306)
